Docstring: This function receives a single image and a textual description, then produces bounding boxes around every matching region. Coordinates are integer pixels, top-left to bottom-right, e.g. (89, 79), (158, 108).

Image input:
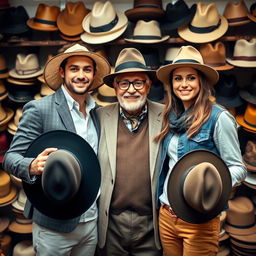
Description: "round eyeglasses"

(116, 79), (146, 90)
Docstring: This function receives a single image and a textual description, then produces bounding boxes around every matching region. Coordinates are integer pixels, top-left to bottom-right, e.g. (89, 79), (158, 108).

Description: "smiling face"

(172, 67), (201, 110)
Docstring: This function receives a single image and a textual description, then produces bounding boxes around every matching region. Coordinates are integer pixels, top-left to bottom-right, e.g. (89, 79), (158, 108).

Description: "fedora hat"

(34, 82), (54, 100)
(161, 0), (196, 31)
(125, 20), (169, 44)
(240, 74), (256, 104)
(163, 47), (180, 65)
(9, 53), (44, 79)
(27, 4), (60, 31)
(7, 107), (23, 135)
(223, 0), (251, 26)
(0, 131), (9, 163)
(178, 2), (228, 43)
(125, 0), (165, 22)
(11, 189), (27, 212)
(199, 42), (234, 70)
(226, 38), (256, 67)
(225, 196), (256, 235)
(57, 1), (90, 36)
(59, 32), (81, 42)
(103, 47), (156, 87)
(44, 43), (110, 91)
(157, 45), (219, 86)
(0, 102), (14, 128)
(248, 2), (256, 22)
(81, 1), (128, 44)
(167, 149), (231, 224)
(0, 216), (9, 233)
(0, 80), (7, 101)
(214, 74), (244, 108)
(0, 170), (17, 207)
(13, 240), (35, 256)
(23, 130), (101, 219)
(93, 84), (117, 106)
(236, 103), (256, 133)
(0, 54), (8, 78)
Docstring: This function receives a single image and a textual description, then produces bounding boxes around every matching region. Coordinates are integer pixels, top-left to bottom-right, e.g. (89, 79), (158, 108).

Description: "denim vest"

(157, 104), (225, 204)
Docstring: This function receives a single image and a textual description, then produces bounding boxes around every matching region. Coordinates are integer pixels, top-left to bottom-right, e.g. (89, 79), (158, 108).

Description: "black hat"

(167, 149), (231, 224)
(239, 74), (256, 105)
(23, 130), (101, 220)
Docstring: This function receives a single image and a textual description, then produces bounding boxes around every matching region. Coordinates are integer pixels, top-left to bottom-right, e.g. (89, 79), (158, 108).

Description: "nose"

(127, 83), (137, 93)
(181, 79), (188, 87)
(77, 69), (85, 79)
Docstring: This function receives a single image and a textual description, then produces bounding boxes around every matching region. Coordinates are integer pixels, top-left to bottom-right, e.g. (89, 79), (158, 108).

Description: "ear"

(59, 67), (65, 79)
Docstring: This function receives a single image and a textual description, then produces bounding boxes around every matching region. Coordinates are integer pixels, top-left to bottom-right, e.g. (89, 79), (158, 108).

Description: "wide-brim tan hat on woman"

(44, 44), (111, 91)
(157, 45), (219, 86)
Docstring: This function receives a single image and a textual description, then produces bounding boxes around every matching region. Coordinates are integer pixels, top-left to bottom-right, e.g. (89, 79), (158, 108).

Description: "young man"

(3, 44), (110, 256)
(96, 48), (164, 256)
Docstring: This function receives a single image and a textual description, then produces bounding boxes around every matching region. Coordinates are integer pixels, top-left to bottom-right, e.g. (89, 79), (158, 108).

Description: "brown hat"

(0, 233), (11, 256)
(125, 0), (165, 22)
(0, 80), (7, 101)
(225, 196), (256, 235)
(199, 42), (234, 70)
(44, 43), (110, 91)
(242, 141), (256, 172)
(236, 103), (256, 133)
(157, 45), (219, 87)
(0, 216), (9, 233)
(178, 2), (228, 43)
(0, 54), (8, 79)
(103, 47), (156, 87)
(27, 4), (60, 31)
(0, 102), (14, 128)
(226, 38), (256, 67)
(167, 150), (231, 224)
(7, 107), (23, 135)
(124, 20), (169, 44)
(223, 0), (251, 26)
(57, 1), (90, 36)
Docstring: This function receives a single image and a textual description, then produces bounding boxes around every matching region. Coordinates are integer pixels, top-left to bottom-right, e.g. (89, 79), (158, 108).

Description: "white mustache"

(123, 92), (141, 97)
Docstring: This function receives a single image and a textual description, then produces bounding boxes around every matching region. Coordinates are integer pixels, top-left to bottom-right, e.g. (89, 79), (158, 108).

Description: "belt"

(162, 205), (177, 217)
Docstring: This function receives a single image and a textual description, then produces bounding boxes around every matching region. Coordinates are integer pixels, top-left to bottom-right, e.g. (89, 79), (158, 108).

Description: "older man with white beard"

(96, 48), (164, 256)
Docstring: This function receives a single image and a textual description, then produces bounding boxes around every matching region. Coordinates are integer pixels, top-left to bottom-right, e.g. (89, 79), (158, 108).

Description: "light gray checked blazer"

(3, 88), (99, 233)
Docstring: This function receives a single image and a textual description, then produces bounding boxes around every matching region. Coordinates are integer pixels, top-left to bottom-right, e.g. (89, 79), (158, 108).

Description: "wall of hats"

(0, 0), (256, 255)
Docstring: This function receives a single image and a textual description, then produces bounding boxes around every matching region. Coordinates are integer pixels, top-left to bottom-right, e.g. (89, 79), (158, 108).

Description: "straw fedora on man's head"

(57, 1), (90, 36)
(81, 1), (128, 44)
(44, 43), (111, 91)
(23, 130), (101, 219)
(103, 47), (156, 87)
(124, 20), (169, 44)
(178, 2), (228, 43)
(157, 45), (219, 86)
(167, 150), (231, 224)
(226, 38), (256, 67)
(27, 4), (60, 31)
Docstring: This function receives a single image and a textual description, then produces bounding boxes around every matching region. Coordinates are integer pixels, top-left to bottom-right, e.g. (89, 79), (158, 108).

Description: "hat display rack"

(0, 0), (255, 255)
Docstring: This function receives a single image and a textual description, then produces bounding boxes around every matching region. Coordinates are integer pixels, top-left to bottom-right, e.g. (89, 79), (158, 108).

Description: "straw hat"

(0, 54), (8, 79)
(9, 53), (43, 79)
(163, 47), (180, 65)
(57, 1), (90, 36)
(0, 102), (14, 128)
(27, 4), (60, 31)
(11, 189), (27, 212)
(44, 43), (110, 91)
(81, 1), (128, 44)
(103, 47), (156, 87)
(7, 107), (23, 135)
(236, 103), (256, 133)
(124, 20), (169, 44)
(167, 150), (231, 224)
(199, 42), (234, 71)
(178, 2), (228, 43)
(157, 45), (219, 86)
(223, 0), (251, 26)
(12, 240), (35, 256)
(0, 80), (7, 101)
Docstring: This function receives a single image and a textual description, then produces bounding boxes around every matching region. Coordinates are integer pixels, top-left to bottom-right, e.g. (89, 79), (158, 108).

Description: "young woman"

(155, 45), (246, 256)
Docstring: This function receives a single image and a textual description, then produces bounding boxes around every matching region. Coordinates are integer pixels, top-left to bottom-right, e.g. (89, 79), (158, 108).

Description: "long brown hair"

(154, 70), (214, 142)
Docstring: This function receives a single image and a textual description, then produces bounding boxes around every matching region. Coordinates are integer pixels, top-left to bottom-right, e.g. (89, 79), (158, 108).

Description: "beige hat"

(13, 240), (35, 256)
(7, 108), (23, 135)
(226, 38), (256, 67)
(81, 1), (128, 44)
(124, 20), (169, 44)
(178, 2), (228, 43)
(44, 43), (110, 91)
(93, 84), (117, 106)
(163, 47), (180, 65)
(9, 53), (44, 79)
(157, 45), (219, 86)
(34, 82), (55, 100)
(12, 189), (27, 212)
(103, 47), (156, 87)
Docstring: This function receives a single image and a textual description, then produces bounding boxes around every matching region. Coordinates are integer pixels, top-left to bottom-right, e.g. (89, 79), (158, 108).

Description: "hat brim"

(236, 115), (256, 132)
(227, 18), (251, 27)
(8, 221), (32, 234)
(239, 90), (256, 105)
(178, 16), (228, 43)
(0, 72), (9, 79)
(103, 70), (156, 88)
(215, 95), (244, 108)
(124, 35), (169, 44)
(0, 107), (14, 127)
(157, 62), (219, 86)
(9, 68), (44, 79)
(23, 130), (101, 220)
(226, 58), (256, 67)
(59, 32), (81, 41)
(26, 18), (59, 31)
(125, 8), (165, 21)
(44, 51), (110, 91)
(167, 149), (231, 224)
(0, 184), (17, 207)
(0, 91), (7, 101)
(248, 13), (256, 22)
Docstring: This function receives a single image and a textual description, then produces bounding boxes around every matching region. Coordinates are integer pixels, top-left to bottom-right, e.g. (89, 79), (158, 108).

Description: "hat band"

(15, 67), (40, 76)
(131, 35), (162, 40)
(244, 118), (256, 128)
(189, 19), (221, 34)
(204, 62), (227, 67)
(34, 18), (57, 26)
(89, 15), (118, 33)
(226, 221), (255, 229)
(135, 5), (161, 9)
(174, 59), (200, 64)
(115, 61), (149, 72)
(97, 93), (117, 103)
(0, 68), (8, 74)
(227, 16), (249, 23)
(232, 56), (256, 61)
(16, 218), (32, 225)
